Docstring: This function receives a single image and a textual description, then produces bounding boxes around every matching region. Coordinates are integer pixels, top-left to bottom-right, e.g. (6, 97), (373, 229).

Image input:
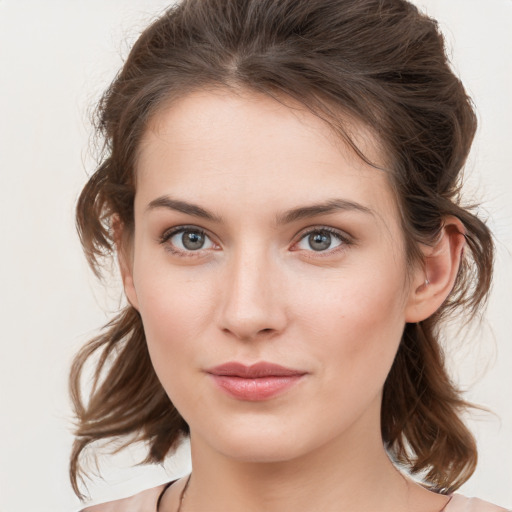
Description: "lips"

(205, 362), (307, 401)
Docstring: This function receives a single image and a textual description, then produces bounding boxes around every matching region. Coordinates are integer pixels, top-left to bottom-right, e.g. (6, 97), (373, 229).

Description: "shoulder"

(446, 494), (510, 512)
(80, 483), (168, 512)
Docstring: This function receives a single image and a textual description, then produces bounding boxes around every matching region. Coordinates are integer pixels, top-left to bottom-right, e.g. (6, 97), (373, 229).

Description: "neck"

(181, 401), (419, 512)
(189, 445), (406, 512)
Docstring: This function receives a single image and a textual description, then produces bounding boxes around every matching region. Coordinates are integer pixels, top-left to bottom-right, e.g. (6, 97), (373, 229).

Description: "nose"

(217, 245), (287, 341)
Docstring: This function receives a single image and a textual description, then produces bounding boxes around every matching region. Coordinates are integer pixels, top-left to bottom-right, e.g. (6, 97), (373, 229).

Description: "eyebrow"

(146, 196), (223, 222)
(145, 196), (374, 224)
(275, 198), (375, 224)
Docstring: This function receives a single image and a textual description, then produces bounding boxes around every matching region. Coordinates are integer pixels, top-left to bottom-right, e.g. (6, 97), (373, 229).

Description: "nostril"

(257, 328), (277, 337)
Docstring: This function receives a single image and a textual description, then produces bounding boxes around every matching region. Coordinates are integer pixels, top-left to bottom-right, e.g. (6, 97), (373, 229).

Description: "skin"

(117, 88), (464, 512)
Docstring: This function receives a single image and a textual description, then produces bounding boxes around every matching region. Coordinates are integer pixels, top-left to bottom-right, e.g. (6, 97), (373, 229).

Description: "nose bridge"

(218, 240), (286, 340)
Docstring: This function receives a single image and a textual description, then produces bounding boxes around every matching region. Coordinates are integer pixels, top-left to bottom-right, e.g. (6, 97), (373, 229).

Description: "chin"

(218, 436), (308, 464)
(190, 413), (331, 465)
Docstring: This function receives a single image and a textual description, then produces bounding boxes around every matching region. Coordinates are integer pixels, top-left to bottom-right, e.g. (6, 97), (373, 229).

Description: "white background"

(0, 1), (511, 511)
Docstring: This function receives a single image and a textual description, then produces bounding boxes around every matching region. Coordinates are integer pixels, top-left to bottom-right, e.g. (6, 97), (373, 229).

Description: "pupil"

(309, 232), (331, 251)
(182, 231), (204, 250)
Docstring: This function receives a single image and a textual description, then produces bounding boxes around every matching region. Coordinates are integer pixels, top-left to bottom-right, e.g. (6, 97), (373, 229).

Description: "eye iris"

(182, 231), (204, 250)
(309, 232), (331, 251)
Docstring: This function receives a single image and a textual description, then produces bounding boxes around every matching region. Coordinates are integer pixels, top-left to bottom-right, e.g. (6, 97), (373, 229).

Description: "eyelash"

(159, 225), (353, 258)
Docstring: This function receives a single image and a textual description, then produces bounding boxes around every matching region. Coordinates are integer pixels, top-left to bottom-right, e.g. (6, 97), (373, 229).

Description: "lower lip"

(210, 375), (304, 401)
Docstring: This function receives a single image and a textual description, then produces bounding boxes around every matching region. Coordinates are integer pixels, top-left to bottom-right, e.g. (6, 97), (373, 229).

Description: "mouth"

(205, 362), (307, 401)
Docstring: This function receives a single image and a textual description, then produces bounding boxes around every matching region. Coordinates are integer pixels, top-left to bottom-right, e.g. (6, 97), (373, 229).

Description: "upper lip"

(206, 361), (306, 378)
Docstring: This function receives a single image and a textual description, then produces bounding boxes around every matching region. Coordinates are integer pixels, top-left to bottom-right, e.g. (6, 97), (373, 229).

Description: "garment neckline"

(156, 480), (455, 512)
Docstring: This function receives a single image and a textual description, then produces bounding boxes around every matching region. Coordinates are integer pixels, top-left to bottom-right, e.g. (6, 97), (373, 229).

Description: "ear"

(112, 215), (139, 311)
(405, 216), (466, 323)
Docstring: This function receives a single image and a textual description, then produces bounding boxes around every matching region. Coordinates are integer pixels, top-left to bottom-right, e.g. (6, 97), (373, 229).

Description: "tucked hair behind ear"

(71, 0), (493, 498)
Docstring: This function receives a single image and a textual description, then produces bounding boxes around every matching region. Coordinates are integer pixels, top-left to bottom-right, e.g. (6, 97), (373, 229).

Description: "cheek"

(302, 267), (407, 389)
(132, 262), (218, 392)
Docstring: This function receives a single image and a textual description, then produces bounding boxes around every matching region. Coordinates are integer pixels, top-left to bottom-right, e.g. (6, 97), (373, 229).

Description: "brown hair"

(70, 0), (493, 498)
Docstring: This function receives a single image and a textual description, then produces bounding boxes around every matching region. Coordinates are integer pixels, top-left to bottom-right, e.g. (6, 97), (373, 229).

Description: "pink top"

(81, 487), (510, 512)
(445, 494), (510, 512)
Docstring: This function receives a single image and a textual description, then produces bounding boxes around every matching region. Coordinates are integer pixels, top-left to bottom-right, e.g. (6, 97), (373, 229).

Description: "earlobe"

(405, 217), (466, 323)
(112, 215), (139, 311)
(121, 269), (140, 311)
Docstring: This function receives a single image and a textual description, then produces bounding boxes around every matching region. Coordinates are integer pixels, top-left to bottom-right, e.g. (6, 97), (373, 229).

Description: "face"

(124, 88), (422, 464)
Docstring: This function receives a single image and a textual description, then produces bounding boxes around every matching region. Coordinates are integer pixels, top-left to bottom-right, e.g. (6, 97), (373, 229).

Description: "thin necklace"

(439, 495), (454, 512)
(175, 474), (191, 512)
(171, 472), (452, 512)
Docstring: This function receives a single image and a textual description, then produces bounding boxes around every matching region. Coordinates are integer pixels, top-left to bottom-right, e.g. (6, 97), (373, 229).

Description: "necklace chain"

(175, 474), (191, 512)
(170, 472), (451, 512)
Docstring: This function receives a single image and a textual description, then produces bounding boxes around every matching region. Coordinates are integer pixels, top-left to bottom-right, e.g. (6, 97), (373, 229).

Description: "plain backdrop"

(0, 1), (511, 511)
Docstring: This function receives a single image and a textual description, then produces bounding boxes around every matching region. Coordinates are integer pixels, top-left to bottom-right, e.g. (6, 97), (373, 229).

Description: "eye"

(160, 226), (217, 254)
(294, 228), (348, 253)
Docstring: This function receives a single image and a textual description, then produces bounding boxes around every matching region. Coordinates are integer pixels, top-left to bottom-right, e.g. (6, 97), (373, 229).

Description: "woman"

(70, 0), (508, 510)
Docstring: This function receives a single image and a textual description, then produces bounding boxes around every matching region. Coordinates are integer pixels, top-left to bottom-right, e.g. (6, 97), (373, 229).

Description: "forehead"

(140, 87), (386, 167)
(135, 88), (398, 225)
